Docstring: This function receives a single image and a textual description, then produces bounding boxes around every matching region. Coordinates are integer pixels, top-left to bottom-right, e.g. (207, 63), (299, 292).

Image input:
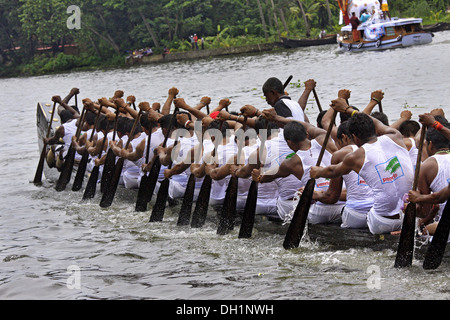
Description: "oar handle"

(315, 110), (337, 167)
(88, 105), (103, 143)
(412, 125), (426, 191)
(283, 75), (293, 89)
(144, 122), (153, 163)
(45, 101), (58, 138)
(74, 106), (88, 142)
(124, 109), (143, 150)
(312, 88), (323, 112)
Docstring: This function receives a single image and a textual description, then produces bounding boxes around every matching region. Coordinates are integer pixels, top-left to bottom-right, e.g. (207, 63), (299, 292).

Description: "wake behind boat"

(336, 0), (433, 52)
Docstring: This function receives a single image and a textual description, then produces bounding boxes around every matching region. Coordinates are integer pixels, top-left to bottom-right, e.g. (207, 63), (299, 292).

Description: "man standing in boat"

(350, 12), (361, 42)
(310, 95), (414, 235)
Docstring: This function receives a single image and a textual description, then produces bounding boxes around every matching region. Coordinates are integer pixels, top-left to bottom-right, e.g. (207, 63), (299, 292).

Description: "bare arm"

(161, 87), (179, 115)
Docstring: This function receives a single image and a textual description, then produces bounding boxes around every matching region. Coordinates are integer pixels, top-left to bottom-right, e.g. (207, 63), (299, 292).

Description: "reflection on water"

(0, 32), (449, 300)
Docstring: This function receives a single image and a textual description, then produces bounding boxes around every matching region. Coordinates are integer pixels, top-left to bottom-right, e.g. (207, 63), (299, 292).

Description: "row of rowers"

(45, 78), (450, 237)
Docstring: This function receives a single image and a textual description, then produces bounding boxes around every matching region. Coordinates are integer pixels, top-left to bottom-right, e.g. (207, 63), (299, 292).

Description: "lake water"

(0, 31), (449, 301)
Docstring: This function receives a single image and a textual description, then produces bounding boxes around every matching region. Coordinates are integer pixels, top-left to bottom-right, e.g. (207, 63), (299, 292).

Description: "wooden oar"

(190, 121), (224, 228)
(217, 120), (247, 235)
(177, 173), (197, 226)
(100, 108), (120, 193)
(82, 120), (110, 200)
(99, 104), (145, 208)
(177, 109), (209, 225)
(135, 121), (154, 212)
(72, 105), (103, 191)
(138, 112), (176, 214)
(394, 124), (426, 268)
(33, 100), (58, 185)
(312, 88), (323, 112)
(239, 76), (292, 238)
(55, 106), (87, 192)
(423, 196), (450, 270)
(283, 110), (337, 250)
(149, 110), (180, 222)
(190, 175), (212, 228)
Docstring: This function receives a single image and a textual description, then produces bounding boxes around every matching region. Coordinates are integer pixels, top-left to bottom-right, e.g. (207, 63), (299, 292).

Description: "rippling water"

(1, 31), (449, 300)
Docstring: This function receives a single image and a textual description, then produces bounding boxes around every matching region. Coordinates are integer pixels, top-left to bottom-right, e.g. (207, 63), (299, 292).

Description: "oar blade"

(82, 165), (100, 200)
(191, 175), (212, 228)
(238, 181), (258, 239)
(33, 146), (47, 185)
(135, 174), (150, 212)
(100, 149), (116, 193)
(217, 176), (238, 235)
(394, 203), (417, 268)
(99, 158), (124, 208)
(72, 150), (89, 191)
(177, 174), (196, 226)
(149, 178), (170, 222)
(55, 146), (76, 192)
(423, 199), (450, 270)
(135, 158), (161, 212)
(283, 178), (315, 250)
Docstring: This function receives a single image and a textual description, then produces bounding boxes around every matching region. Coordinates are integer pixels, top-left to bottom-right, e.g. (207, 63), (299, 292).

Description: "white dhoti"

(367, 208), (403, 235)
(277, 197), (298, 221)
(308, 203), (344, 225)
(123, 167), (141, 189)
(168, 179), (202, 201)
(341, 206), (369, 229)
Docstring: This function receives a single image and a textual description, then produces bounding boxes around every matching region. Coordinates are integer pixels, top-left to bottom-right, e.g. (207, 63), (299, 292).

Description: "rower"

(412, 113), (450, 236)
(262, 77), (305, 122)
(312, 120), (374, 229)
(232, 118), (280, 218)
(254, 109), (338, 223)
(310, 94), (414, 235)
(45, 95), (81, 170)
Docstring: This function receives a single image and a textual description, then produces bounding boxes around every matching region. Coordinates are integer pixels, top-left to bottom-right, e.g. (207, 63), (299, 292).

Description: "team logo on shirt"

(375, 156), (405, 184)
(357, 174), (368, 186)
(315, 178), (330, 189)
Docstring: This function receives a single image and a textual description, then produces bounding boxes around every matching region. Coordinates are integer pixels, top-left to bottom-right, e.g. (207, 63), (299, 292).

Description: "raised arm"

(161, 87), (179, 115)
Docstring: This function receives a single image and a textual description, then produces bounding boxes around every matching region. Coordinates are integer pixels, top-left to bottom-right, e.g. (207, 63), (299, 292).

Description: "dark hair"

(398, 120), (420, 137)
(434, 115), (449, 125)
(85, 111), (96, 126)
(283, 121), (307, 144)
(255, 117), (279, 136)
(337, 120), (352, 141)
(340, 106), (359, 123)
(370, 111), (389, 126)
(158, 114), (174, 129)
(206, 119), (228, 136)
(262, 77), (284, 94)
(207, 119), (221, 131)
(426, 125), (450, 150)
(116, 116), (129, 135)
(60, 110), (74, 123)
(98, 116), (109, 132)
(347, 113), (376, 143)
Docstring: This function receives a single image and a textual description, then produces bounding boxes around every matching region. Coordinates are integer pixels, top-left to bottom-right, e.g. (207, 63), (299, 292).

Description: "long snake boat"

(36, 101), (450, 263)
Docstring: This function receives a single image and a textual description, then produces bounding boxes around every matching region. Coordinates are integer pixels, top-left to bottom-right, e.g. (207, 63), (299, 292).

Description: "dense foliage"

(1, 0), (449, 77)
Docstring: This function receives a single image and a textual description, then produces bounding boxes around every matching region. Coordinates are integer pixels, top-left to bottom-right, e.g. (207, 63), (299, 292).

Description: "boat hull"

(37, 102), (63, 182)
(338, 32), (432, 52)
(281, 35), (337, 49)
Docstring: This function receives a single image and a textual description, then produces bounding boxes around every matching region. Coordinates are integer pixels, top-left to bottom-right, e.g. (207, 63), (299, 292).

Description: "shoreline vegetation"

(1, 0), (449, 79)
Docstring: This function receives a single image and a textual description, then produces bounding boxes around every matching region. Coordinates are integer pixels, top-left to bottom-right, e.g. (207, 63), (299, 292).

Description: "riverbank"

(125, 42), (283, 65)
